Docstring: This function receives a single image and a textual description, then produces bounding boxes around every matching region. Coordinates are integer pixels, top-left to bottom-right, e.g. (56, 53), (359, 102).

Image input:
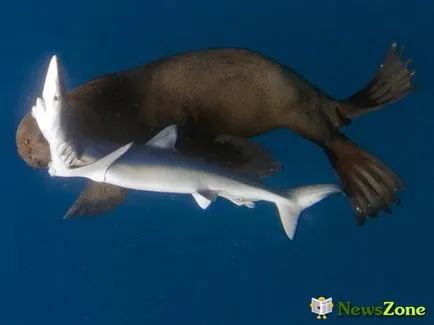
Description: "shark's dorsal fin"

(146, 125), (178, 149)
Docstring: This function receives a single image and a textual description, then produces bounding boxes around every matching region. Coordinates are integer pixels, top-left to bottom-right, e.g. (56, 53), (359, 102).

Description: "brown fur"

(16, 43), (415, 224)
(16, 113), (51, 169)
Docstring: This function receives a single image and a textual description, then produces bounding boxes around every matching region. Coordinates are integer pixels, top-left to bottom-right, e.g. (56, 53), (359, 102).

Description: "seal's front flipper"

(177, 136), (282, 179)
(336, 42), (416, 126)
(214, 135), (282, 177)
(64, 181), (128, 219)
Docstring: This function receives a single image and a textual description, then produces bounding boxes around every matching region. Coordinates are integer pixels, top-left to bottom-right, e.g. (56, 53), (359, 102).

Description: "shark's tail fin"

(275, 184), (342, 240)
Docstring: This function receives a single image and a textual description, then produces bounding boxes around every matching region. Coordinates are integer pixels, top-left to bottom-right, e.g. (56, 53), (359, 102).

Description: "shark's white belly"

(105, 161), (280, 203)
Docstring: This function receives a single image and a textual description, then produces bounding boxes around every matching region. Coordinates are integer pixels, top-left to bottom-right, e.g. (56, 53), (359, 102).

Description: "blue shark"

(32, 55), (342, 239)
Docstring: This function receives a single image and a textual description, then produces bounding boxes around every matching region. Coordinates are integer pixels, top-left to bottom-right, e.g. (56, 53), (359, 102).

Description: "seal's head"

(16, 112), (50, 169)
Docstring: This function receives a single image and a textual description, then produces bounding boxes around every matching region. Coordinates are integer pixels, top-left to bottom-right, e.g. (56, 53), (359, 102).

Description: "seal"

(30, 58), (342, 240)
(16, 42), (415, 225)
(16, 72), (282, 219)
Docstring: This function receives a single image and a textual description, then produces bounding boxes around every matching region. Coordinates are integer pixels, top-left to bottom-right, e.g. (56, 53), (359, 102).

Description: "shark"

(31, 55), (343, 239)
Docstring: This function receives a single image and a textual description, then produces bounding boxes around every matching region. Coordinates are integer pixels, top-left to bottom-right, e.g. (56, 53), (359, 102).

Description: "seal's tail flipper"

(325, 133), (404, 226)
(337, 42), (416, 124)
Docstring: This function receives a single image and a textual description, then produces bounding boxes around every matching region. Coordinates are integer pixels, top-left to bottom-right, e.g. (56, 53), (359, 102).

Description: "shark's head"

(16, 55), (68, 169)
(42, 55), (68, 114)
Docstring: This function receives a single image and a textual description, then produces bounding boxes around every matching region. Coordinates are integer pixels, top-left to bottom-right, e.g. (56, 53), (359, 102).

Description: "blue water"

(1, 1), (433, 324)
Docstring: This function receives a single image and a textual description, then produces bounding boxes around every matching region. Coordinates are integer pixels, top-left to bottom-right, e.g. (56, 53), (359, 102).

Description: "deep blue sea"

(1, 1), (433, 324)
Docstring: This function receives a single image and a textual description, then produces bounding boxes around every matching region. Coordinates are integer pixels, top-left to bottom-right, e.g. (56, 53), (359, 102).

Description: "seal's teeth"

(36, 97), (46, 111)
(31, 105), (37, 119)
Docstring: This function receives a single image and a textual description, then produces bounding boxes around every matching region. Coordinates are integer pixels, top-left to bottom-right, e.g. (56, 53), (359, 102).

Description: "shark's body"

(94, 126), (342, 239)
(19, 44), (415, 225)
(32, 56), (342, 239)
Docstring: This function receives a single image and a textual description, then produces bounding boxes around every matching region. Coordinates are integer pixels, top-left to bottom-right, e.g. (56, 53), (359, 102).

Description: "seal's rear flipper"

(64, 181), (128, 219)
(337, 42), (416, 126)
(325, 133), (404, 226)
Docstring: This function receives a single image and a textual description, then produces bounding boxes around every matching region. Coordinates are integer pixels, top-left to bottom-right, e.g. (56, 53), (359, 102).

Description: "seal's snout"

(16, 112), (51, 169)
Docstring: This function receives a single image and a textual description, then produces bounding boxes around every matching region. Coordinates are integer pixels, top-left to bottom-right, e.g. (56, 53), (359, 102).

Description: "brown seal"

(16, 42), (415, 225)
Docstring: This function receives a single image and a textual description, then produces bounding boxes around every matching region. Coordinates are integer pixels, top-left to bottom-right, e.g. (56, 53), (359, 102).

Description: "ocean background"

(1, 0), (433, 324)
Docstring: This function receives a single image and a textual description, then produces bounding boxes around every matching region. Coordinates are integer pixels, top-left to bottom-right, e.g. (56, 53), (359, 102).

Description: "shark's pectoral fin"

(64, 181), (128, 219)
(192, 190), (218, 209)
(59, 142), (133, 182)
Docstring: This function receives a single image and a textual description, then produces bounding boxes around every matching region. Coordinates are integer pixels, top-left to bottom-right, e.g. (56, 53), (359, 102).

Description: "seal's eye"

(54, 95), (61, 102)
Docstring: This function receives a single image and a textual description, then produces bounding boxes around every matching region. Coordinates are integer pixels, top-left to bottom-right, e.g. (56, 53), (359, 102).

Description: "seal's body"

(17, 43), (415, 224)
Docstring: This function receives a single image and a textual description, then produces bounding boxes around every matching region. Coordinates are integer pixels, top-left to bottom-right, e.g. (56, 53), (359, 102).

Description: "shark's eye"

(54, 95), (61, 102)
